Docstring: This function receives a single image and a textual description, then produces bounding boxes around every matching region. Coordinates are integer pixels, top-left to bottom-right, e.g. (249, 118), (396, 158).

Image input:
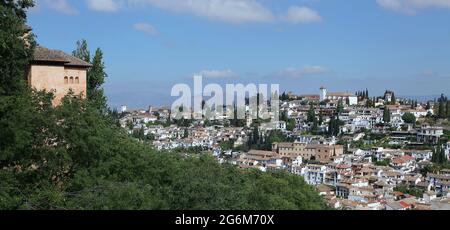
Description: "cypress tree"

(72, 39), (90, 63)
(337, 99), (344, 114)
(88, 48), (108, 111)
(307, 103), (316, 123)
(445, 100), (450, 118)
(73, 42), (108, 111)
(318, 111), (323, 126)
(383, 108), (391, 123)
(328, 116), (334, 136)
(439, 100), (445, 118)
(391, 93), (396, 105)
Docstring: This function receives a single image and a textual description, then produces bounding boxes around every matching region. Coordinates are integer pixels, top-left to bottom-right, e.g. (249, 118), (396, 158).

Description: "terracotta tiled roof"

(392, 155), (414, 164)
(32, 46), (92, 68)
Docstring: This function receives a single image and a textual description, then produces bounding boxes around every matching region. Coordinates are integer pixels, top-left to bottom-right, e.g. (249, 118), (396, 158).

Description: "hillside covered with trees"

(0, 0), (327, 210)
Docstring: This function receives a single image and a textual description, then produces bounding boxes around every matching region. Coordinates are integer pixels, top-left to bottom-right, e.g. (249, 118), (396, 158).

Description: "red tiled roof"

(399, 201), (410, 208)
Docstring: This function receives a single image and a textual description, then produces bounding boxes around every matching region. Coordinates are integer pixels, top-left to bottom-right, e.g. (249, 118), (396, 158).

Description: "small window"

(75, 77), (79, 84)
(70, 77), (74, 84)
(64, 76), (68, 84)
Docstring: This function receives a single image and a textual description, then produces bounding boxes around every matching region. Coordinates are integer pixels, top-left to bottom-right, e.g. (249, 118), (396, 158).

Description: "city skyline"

(28, 0), (450, 107)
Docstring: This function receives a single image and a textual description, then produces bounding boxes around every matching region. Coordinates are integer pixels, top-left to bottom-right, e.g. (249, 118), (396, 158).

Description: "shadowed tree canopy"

(0, 0), (35, 96)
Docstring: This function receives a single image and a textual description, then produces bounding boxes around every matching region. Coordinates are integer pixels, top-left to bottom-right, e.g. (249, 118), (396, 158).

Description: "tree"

(447, 100), (450, 118)
(0, 0), (35, 96)
(328, 115), (342, 136)
(328, 116), (336, 136)
(230, 103), (244, 127)
(281, 110), (288, 122)
(318, 111), (323, 126)
(0, 0), (37, 167)
(87, 48), (108, 110)
(337, 99), (344, 114)
(391, 93), (396, 105)
(402, 112), (416, 124)
(426, 101), (431, 110)
(437, 94), (447, 119)
(280, 92), (288, 101)
(383, 108), (391, 123)
(220, 139), (234, 151)
(72, 39), (90, 63)
(133, 126), (146, 140)
(311, 119), (318, 134)
(432, 145), (448, 165)
(286, 118), (296, 131)
(365, 97), (372, 108)
(251, 126), (260, 146)
(410, 100), (418, 109)
(307, 103), (316, 123)
(73, 42), (107, 111)
(394, 185), (424, 198)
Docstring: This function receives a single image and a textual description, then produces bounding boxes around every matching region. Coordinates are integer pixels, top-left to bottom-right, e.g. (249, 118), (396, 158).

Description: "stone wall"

(28, 64), (87, 105)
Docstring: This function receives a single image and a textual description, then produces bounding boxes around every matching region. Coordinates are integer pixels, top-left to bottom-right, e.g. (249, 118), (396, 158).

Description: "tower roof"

(32, 46), (92, 68)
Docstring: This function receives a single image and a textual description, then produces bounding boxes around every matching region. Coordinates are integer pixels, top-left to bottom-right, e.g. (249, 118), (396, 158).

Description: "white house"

(320, 86), (358, 105)
(300, 164), (327, 185)
(445, 142), (450, 160)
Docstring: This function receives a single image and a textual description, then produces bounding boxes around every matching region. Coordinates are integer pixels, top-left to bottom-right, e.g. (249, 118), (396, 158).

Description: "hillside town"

(119, 87), (450, 210)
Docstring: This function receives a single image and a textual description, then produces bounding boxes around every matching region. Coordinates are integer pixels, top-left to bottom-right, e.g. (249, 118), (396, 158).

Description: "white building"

(417, 124), (444, 144)
(320, 86), (358, 105)
(445, 142), (450, 160)
(300, 164), (327, 185)
(120, 105), (127, 113)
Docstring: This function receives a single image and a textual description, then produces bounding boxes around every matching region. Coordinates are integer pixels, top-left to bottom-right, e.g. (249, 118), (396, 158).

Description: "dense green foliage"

(0, 0), (35, 96)
(402, 112), (416, 124)
(394, 185), (424, 198)
(0, 93), (327, 210)
(0, 1), (327, 210)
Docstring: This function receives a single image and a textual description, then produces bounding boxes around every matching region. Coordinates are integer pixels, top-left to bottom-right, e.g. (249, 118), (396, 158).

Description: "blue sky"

(28, 0), (450, 108)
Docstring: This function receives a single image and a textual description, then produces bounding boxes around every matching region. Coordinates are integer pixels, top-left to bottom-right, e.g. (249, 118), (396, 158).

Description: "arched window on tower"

(75, 77), (79, 84)
(64, 76), (68, 84)
(69, 77), (74, 84)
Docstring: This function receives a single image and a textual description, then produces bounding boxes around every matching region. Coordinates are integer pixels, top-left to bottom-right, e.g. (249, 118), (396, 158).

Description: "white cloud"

(44, 0), (78, 15)
(278, 66), (328, 78)
(377, 0), (450, 14)
(80, 0), (324, 25)
(133, 23), (158, 35)
(281, 6), (322, 23)
(197, 69), (236, 78)
(85, 0), (120, 12)
(139, 0), (275, 24)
